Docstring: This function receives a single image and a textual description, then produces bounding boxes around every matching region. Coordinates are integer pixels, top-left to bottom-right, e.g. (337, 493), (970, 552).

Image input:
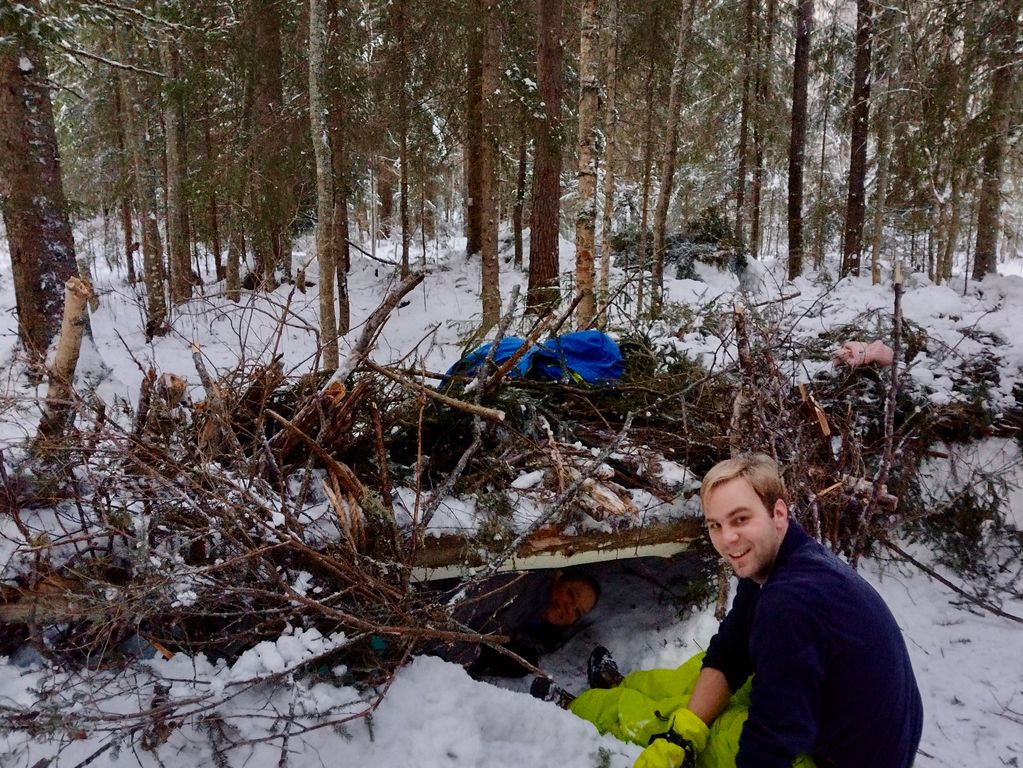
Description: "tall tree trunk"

(513, 128), (527, 269)
(377, 159), (394, 239)
(527, 0), (564, 312)
(734, 0), (756, 246)
(227, 228), (243, 302)
(598, 0), (621, 327)
(868, 95), (891, 285)
(333, 164), (352, 336)
(465, 20), (484, 258)
(112, 83), (139, 285)
(840, 0), (873, 278)
(940, 176), (961, 284)
(325, 0), (351, 336)
(116, 26), (168, 337)
(160, 40), (192, 305)
(327, 57), (352, 334)
(479, 0), (503, 330)
(120, 197), (138, 284)
(397, 0), (411, 278)
(651, 0), (698, 317)
(750, 0), (777, 257)
(250, 0), (290, 285)
(786, 0), (813, 280)
(574, 0), (601, 328)
(0, 8), (81, 357)
(813, 14), (838, 270)
(204, 122), (224, 281)
(309, 0), (339, 369)
(636, 29), (658, 318)
(972, 5), (1019, 280)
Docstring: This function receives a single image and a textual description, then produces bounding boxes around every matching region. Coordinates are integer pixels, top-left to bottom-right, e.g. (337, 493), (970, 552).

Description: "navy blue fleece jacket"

(703, 522), (923, 768)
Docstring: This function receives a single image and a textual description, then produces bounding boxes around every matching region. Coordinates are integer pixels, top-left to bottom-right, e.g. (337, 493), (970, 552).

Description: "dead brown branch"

(363, 360), (505, 423)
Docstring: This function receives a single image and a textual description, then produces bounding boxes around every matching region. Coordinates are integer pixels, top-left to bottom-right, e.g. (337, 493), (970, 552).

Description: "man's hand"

(634, 737), (695, 768)
(633, 709), (709, 768)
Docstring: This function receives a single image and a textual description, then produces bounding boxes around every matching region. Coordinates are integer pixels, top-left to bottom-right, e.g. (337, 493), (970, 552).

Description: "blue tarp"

(446, 330), (624, 385)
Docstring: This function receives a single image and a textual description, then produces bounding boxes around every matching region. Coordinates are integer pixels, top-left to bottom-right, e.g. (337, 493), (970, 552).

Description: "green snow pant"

(569, 653), (814, 768)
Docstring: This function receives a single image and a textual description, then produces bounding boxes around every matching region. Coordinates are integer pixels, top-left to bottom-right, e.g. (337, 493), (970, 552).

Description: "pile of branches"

(3, 273), (1021, 757)
(0, 276), (727, 753)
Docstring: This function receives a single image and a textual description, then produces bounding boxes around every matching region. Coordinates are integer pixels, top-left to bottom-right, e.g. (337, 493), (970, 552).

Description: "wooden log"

(411, 516), (705, 580)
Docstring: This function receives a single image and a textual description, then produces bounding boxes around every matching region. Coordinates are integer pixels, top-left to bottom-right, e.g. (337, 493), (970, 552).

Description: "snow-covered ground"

(1, 222), (1022, 767)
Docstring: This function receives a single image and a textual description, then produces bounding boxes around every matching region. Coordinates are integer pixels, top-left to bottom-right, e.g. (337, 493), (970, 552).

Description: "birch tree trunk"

(598, 0), (620, 327)
(309, 0), (339, 368)
(651, 0), (698, 317)
(574, 0), (601, 328)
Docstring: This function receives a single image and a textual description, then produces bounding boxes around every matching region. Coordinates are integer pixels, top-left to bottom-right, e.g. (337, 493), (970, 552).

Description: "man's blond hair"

(700, 453), (789, 512)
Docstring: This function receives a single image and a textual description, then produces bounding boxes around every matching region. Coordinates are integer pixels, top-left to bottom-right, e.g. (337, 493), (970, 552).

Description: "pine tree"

(527, 0), (564, 312)
(787, 0), (813, 280)
(0, 4), (80, 356)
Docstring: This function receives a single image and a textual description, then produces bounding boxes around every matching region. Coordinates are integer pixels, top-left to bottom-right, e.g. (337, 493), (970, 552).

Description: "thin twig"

(347, 238), (397, 265)
(858, 263), (904, 565)
(882, 538), (1023, 625)
(56, 42), (166, 77)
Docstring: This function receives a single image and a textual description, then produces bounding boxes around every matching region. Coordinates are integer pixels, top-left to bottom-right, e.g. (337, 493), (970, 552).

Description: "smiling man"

(632, 453), (923, 768)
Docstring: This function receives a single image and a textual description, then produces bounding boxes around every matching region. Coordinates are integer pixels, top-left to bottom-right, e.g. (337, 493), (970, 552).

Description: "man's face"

(541, 578), (598, 626)
(703, 476), (789, 584)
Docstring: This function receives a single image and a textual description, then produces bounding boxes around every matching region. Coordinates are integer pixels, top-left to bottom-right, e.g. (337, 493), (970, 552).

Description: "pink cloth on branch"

(832, 339), (895, 368)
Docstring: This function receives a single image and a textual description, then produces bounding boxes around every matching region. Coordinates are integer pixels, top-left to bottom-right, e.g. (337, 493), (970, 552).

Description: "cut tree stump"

(34, 277), (93, 448)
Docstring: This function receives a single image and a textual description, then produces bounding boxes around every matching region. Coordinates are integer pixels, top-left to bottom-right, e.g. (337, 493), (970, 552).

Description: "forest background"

(3, 0), (1022, 358)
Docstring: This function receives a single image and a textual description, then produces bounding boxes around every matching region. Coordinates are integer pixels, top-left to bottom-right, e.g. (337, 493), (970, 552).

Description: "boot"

(529, 676), (575, 709)
(587, 645), (624, 689)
